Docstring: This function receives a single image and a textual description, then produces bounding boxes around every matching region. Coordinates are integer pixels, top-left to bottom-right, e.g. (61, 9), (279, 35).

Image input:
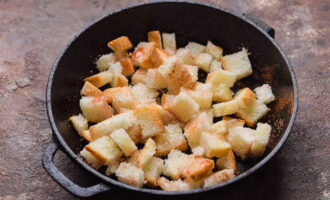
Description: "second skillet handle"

(243, 13), (275, 38)
(42, 142), (111, 198)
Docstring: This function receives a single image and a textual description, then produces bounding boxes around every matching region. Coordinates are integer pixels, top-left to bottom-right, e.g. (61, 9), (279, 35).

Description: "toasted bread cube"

(81, 130), (92, 142)
(184, 112), (211, 148)
(115, 162), (144, 187)
(80, 96), (113, 123)
(203, 169), (235, 188)
(157, 177), (191, 191)
(137, 138), (156, 168)
(222, 116), (245, 131)
(80, 148), (103, 169)
(157, 56), (177, 77)
(81, 81), (103, 97)
(96, 53), (116, 71)
(166, 64), (198, 94)
(86, 135), (122, 164)
(151, 48), (171, 68)
(228, 127), (255, 160)
(155, 124), (187, 156)
(212, 84), (233, 102)
(250, 123), (271, 157)
(132, 42), (157, 69)
(145, 68), (167, 89)
(216, 150), (236, 171)
(102, 87), (122, 103)
(131, 83), (159, 100)
(176, 48), (194, 65)
(206, 41), (223, 60)
(168, 92), (199, 122)
(133, 106), (165, 138)
(163, 150), (189, 179)
(200, 131), (231, 158)
(108, 61), (122, 75)
(234, 88), (256, 109)
(162, 33), (176, 52)
(221, 48), (252, 80)
(213, 100), (239, 117)
(191, 146), (205, 156)
(185, 42), (205, 57)
(154, 105), (177, 124)
(161, 94), (175, 110)
(108, 36), (133, 52)
(143, 157), (164, 187)
(181, 154), (215, 181)
(209, 120), (227, 137)
(111, 87), (137, 112)
(236, 99), (270, 126)
(84, 71), (113, 88)
(120, 58), (135, 76)
(126, 124), (143, 144)
(148, 30), (162, 48)
(206, 69), (236, 89)
(210, 60), (222, 72)
(69, 114), (88, 135)
(111, 74), (128, 87)
(254, 84), (275, 104)
(105, 159), (122, 176)
(110, 128), (137, 156)
(188, 83), (212, 109)
(89, 111), (136, 140)
(195, 53), (212, 72)
(131, 68), (147, 84)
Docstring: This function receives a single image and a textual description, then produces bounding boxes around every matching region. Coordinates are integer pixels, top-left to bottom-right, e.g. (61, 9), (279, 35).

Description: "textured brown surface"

(0, 0), (329, 200)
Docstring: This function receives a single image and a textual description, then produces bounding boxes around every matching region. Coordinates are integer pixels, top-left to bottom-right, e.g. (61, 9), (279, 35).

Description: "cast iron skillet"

(43, 1), (298, 198)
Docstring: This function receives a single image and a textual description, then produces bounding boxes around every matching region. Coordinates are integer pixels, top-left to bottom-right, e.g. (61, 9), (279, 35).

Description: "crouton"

(216, 150), (236, 171)
(102, 87), (122, 103)
(206, 69), (236, 88)
(176, 48), (194, 65)
(213, 100), (239, 117)
(111, 87), (137, 112)
(236, 99), (270, 126)
(228, 126), (255, 160)
(203, 169), (234, 188)
(157, 177), (192, 191)
(148, 30), (162, 48)
(161, 94), (175, 110)
(200, 131), (231, 158)
(184, 112), (211, 148)
(114, 51), (129, 60)
(133, 106), (165, 138)
(143, 157), (164, 187)
(80, 81), (103, 97)
(222, 117), (245, 132)
(191, 146), (205, 156)
(89, 111), (136, 140)
(212, 84), (233, 102)
(234, 88), (256, 109)
(110, 129), (137, 157)
(209, 120), (227, 138)
(162, 33), (176, 52)
(168, 92), (200, 122)
(108, 61), (123, 75)
(85, 135), (122, 164)
(81, 130), (92, 142)
(145, 68), (167, 89)
(163, 149), (189, 179)
(80, 148), (103, 169)
(84, 71), (113, 88)
(131, 83), (159, 100)
(69, 114), (88, 135)
(105, 158), (122, 176)
(181, 154), (215, 181)
(166, 64), (198, 94)
(108, 36), (133, 52)
(80, 96), (113, 123)
(187, 83), (212, 109)
(185, 42), (205, 57)
(111, 74), (128, 87)
(137, 138), (156, 168)
(155, 124), (187, 156)
(151, 48), (171, 68)
(210, 60), (222, 72)
(250, 123), (271, 157)
(221, 48), (252, 80)
(131, 68), (147, 85)
(120, 58), (135, 76)
(206, 41), (223, 60)
(254, 84), (275, 104)
(126, 124), (143, 144)
(96, 53), (116, 71)
(115, 162), (144, 187)
(132, 42), (157, 69)
(154, 105), (177, 124)
(195, 53), (212, 72)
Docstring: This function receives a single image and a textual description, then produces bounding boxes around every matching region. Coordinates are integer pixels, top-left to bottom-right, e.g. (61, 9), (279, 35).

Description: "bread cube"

(206, 41), (223, 60)
(111, 74), (128, 87)
(143, 157), (164, 187)
(110, 128), (137, 156)
(84, 71), (113, 88)
(203, 169), (234, 188)
(234, 88), (256, 109)
(166, 64), (198, 94)
(89, 111), (136, 140)
(210, 60), (222, 72)
(212, 84), (233, 102)
(191, 146), (205, 156)
(254, 84), (275, 104)
(188, 83), (212, 109)
(206, 69), (236, 88)
(69, 114), (88, 135)
(222, 117), (245, 132)
(168, 92), (200, 122)
(185, 42), (205, 57)
(176, 48), (194, 65)
(195, 53), (212, 72)
(111, 87), (137, 112)
(108, 36), (133, 52)
(133, 106), (165, 138)
(126, 124), (143, 144)
(132, 42), (157, 69)
(131, 68), (147, 85)
(162, 33), (176, 52)
(148, 30), (162, 48)
(115, 162), (144, 187)
(161, 94), (175, 110)
(80, 96), (113, 123)
(105, 158), (122, 176)
(213, 100), (239, 117)
(157, 177), (192, 191)
(250, 123), (271, 157)
(81, 130), (92, 142)
(163, 149), (189, 179)
(86, 135), (122, 164)
(80, 148), (103, 169)
(221, 48), (252, 80)
(228, 126), (255, 160)
(145, 68), (167, 89)
(154, 105), (177, 124)
(120, 58), (135, 76)
(155, 124), (187, 156)
(151, 48), (171, 68)
(181, 154), (215, 181)
(108, 61), (122, 75)
(137, 138), (156, 168)
(216, 150), (236, 171)
(200, 131), (231, 158)
(209, 120), (227, 137)
(80, 81), (103, 97)
(236, 99), (270, 126)
(131, 83), (159, 100)
(184, 112), (211, 148)
(96, 53), (116, 71)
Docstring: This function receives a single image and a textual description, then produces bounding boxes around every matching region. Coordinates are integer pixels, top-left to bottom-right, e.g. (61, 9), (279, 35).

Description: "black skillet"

(43, 1), (298, 198)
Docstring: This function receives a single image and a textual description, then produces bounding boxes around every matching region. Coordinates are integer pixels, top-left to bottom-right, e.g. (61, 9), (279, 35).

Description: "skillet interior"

(48, 1), (295, 193)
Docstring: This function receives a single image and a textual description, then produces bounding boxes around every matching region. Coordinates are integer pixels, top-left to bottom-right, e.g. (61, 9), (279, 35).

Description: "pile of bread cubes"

(69, 30), (276, 191)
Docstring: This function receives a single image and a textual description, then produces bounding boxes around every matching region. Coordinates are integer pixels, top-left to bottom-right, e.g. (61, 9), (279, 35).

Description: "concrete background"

(0, 0), (329, 199)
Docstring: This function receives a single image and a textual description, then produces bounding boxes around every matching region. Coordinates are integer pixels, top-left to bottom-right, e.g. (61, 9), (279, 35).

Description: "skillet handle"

(42, 142), (111, 198)
(243, 13), (275, 38)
